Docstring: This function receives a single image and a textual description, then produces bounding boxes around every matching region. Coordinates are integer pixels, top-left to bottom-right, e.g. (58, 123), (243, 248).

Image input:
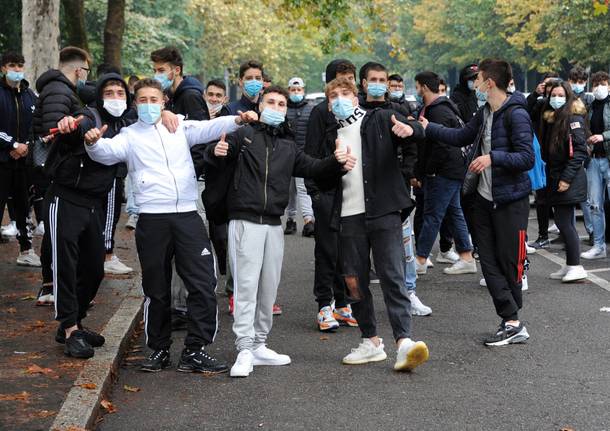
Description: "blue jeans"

(125, 176), (139, 216)
(586, 157), (610, 248)
(416, 175), (473, 258)
(402, 218), (417, 292)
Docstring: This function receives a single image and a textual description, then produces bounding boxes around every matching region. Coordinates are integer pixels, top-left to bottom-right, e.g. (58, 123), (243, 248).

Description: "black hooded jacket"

(167, 76), (206, 120)
(417, 96), (466, 180)
(451, 66), (478, 121)
(0, 77), (37, 165)
(33, 69), (113, 208)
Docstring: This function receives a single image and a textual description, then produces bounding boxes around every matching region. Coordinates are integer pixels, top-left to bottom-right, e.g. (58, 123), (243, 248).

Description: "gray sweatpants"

(228, 219), (284, 351)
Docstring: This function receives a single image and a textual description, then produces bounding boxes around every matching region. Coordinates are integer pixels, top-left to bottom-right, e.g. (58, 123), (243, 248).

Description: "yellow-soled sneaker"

(394, 340), (429, 372)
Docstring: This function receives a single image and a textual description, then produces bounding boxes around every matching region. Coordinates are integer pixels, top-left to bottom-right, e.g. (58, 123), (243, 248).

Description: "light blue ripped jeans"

(402, 217), (417, 292)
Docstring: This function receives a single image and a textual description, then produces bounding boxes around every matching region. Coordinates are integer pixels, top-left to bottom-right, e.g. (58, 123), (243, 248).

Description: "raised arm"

(84, 126), (129, 166)
(183, 110), (258, 147)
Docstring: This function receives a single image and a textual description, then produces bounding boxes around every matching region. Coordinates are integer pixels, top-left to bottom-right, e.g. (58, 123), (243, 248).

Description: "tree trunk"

(22, 0), (61, 84)
(61, 0), (89, 51)
(103, 0), (126, 72)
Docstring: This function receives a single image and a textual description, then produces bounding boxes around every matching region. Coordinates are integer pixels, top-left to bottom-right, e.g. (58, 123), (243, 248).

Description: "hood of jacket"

(35, 69), (75, 94)
(174, 76), (204, 100)
(95, 72), (133, 123)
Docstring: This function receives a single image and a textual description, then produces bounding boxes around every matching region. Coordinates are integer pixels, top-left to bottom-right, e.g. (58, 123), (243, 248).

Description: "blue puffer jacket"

(426, 92), (534, 205)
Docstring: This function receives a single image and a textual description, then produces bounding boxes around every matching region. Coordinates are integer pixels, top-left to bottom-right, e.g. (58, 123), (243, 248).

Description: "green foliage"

(0, 0), (22, 53)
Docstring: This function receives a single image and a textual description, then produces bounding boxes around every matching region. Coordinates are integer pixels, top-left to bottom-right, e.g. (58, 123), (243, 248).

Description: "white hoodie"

(85, 115), (240, 214)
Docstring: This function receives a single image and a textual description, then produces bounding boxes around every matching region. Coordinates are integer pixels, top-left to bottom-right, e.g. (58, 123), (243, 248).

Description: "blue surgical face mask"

(6, 70), (24, 82)
(77, 79), (87, 90)
(475, 88), (488, 102)
(467, 80), (475, 91)
(390, 90), (404, 100)
(415, 92), (423, 104)
(154, 73), (173, 91)
(331, 97), (355, 120)
(367, 82), (387, 98)
(289, 94), (304, 103)
(243, 79), (263, 98)
(137, 103), (162, 124)
(571, 83), (585, 95)
(260, 107), (286, 127)
(549, 96), (566, 110)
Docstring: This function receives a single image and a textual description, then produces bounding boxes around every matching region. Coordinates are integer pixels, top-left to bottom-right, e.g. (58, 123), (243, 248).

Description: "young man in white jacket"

(84, 78), (258, 374)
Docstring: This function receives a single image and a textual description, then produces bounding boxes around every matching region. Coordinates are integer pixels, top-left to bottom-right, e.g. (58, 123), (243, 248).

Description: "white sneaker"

(415, 259), (427, 275)
(342, 338), (387, 365)
(230, 350), (254, 377)
(394, 339), (430, 372)
(125, 214), (139, 230)
(251, 345), (291, 366)
(436, 249), (459, 264)
(16, 249), (41, 267)
(104, 255), (134, 275)
(2, 221), (18, 236)
(33, 221), (45, 237)
(521, 274), (528, 291)
(409, 291), (432, 316)
(581, 246), (607, 260)
(550, 265), (569, 280)
(548, 223), (560, 234)
(479, 278), (487, 287)
(562, 265), (588, 283)
(443, 259), (477, 275)
(525, 244), (536, 255)
(426, 257), (434, 268)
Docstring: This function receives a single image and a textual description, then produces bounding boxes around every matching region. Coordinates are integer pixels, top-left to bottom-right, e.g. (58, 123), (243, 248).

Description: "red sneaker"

(228, 295), (234, 315)
(272, 304), (282, 315)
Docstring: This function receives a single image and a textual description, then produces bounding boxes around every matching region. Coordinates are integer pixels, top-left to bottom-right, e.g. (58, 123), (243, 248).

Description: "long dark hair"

(540, 80), (576, 154)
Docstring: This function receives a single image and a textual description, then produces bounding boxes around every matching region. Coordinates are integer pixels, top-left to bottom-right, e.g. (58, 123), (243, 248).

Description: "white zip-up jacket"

(85, 115), (240, 214)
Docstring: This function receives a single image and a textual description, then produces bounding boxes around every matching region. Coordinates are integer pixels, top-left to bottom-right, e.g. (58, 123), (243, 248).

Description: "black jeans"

(339, 212), (412, 341)
(473, 194), (529, 321)
(136, 211), (218, 350)
(0, 165), (31, 252)
(311, 192), (347, 310)
(553, 205), (580, 265)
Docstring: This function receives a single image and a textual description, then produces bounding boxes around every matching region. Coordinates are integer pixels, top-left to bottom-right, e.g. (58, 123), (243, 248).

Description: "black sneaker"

(484, 322), (530, 347)
(140, 349), (171, 372)
(64, 330), (95, 358)
(56, 325), (105, 347)
(171, 310), (189, 331)
(284, 219), (297, 235)
(529, 237), (550, 249)
(177, 347), (229, 375)
(302, 221), (315, 237)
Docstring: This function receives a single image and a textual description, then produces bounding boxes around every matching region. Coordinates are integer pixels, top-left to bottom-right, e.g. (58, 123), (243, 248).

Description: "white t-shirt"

(337, 106), (366, 217)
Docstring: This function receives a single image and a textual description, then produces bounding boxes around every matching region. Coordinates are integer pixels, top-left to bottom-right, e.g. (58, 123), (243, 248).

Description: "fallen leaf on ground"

(0, 391), (30, 401)
(319, 335), (329, 341)
(79, 383), (97, 390)
(6, 307), (16, 314)
(59, 361), (83, 369)
(25, 364), (55, 376)
(63, 427), (87, 431)
(20, 295), (37, 301)
(123, 385), (140, 393)
(100, 399), (117, 413)
(31, 410), (56, 418)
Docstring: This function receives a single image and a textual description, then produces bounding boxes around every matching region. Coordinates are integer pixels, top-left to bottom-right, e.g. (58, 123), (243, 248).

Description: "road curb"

(50, 278), (142, 431)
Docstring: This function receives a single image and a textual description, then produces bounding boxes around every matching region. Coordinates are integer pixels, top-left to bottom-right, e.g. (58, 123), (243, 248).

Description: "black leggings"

(553, 205), (580, 266)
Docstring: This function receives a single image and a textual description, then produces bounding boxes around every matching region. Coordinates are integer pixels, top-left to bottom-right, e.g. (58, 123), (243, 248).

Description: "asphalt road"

(98, 217), (610, 431)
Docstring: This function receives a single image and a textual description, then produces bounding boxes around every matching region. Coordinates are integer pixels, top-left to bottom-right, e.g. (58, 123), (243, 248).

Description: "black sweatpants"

(473, 193), (529, 321)
(209, 221), (227, 275)
(0, 165), (31, 252)
(311, 192), (347, 310)
(136, 211), (218, 351)
(103, 177), (124, 254)
(48, 196), (105, 329)
(339, 212), (412, 341)
(534, 188), (552, 238)
(553, 205), (580, 265)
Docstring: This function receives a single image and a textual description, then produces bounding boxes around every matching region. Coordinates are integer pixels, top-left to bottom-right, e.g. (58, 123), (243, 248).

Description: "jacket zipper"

(14, 93), (20, 143)
(261, 143), (270, 223)
(155, 126), (180, 212)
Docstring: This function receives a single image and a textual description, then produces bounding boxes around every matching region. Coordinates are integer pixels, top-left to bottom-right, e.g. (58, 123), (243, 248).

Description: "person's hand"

(469, 154), (492, 174)
(9, 150), (19, 159)
(236, 110), (258, 125)
(558, 180), (570, 192)
(391, 114), (414, 138)
(57, 115), (83, 134)
(84, 125), (108, 145)
(161, 110), (179, 133)
(588, 134), (604, 145)
(214, 133), (229, 157)
(535, 82), (546, 95)
(410, 178), (421, 188)
(334, 139), (357, 171)
(418, 116), (429, 130)
(13, 143), (28, 158)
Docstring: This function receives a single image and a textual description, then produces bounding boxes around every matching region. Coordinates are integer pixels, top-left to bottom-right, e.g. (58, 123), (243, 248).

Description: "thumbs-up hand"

(84, 124), (108, 145)
(334, 138), (347, 164)
(343, 145), (357, 171)
(236, 110), (258, 125)
(391, 114), (414, 138)
(214, 133), (229, 157)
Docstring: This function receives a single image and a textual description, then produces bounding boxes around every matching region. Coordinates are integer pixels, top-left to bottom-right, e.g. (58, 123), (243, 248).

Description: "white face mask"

(594, 85), (609, 101)
(103, 99), (127, 117)
(206, 102), (223, 117)
(507, 84), (516, 93)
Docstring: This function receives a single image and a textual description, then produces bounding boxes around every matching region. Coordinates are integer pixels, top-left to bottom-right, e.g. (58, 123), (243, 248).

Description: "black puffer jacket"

(539, 99), (588, 206)
(451, 66), (478, 121)
(168, 76), (206, 120)
(206, 122), (343, 225)
(33, 69), (113, 207)
(286, 99), (314, 150)
(417, 96), (465, 181)
(0, 77), (37, 165)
